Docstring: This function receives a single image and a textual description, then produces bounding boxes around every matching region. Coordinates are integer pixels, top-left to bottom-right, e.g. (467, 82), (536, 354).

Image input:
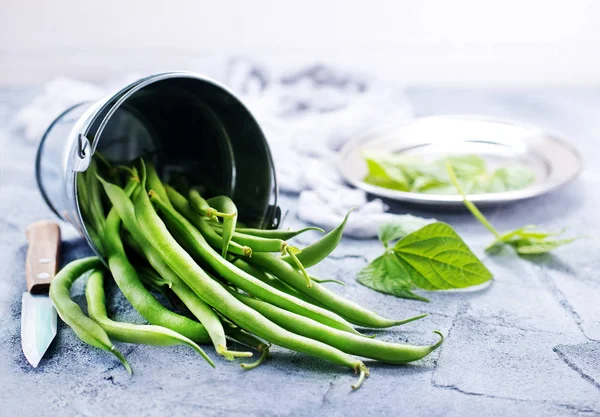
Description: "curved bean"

(280, 210), (352, 268)
(188, 189), (235, 220)
(221, 229), (286, 253)
(149, 191), (366, 337)
(205, 195), (237, 258)
(49, 257), (131, 374)
(134, 181), (369, 388)
(85, 269), (214, 365)
(166, 187), (251, 257)
(213, 220), (313, 285)
(233, 291), (443, 363)
(212, 225), (325, 240)
(248, 253), (427, 329)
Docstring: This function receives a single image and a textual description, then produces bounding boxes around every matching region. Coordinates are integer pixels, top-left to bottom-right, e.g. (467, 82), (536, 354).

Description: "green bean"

(188, 189), (235, 220)
(234, 259), (312, 303)
(214, 227), (311, 288)
(77, 171), (92, 226)
(134, 181), (370, 388)
(280, 210), (352, 269)
(211, 224), (325, 240)
(86, 159), (106, 234)
(233, 291), (443, 363)
(205, 195), (237, 258)
(100, 177), (248, 359)
(222, 229), (286, 253)
(146, 161), (174, 210)
(100, 178), (213, 350)
(49, 257), (131, 374)
(85, 225), (105, 256)
(248, 253), (426, 328)
(149, 191), (366, 337)
(230, 260), (370, 339)
(166, 187), (252, 257)
(85, 269), (214, 364)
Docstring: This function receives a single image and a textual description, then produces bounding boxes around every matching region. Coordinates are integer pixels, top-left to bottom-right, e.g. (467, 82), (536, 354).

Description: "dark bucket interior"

(86, 77), (279, 229)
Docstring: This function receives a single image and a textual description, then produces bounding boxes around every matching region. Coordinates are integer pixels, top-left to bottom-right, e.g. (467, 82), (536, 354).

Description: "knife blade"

(21, 221), (61, 367)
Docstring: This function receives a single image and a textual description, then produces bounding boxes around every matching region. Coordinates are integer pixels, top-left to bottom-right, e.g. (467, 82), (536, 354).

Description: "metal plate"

(338, 115), (583, 207)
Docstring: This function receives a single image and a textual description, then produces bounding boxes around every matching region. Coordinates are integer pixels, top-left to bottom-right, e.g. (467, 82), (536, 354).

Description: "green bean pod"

(146, 161), (174, 210)
(188, 189), (235, 220)
(234, 259), (312, 302)
(248, 253), (427, 328)
(205, 195), (237, 258)
(77, 171), (93, 228)
(149, 191), (366, 337)
(166, 187), (252, 257)
(100, 177), (248, 359)
(85, 224), (105, 256)
(212, 225), (325, 240)
(221, 229), (286, 253)
(280, 210), (352, 268)
(134, 181), (369, 388)
(100, 178), (213, 350)
(86, 160), (106, 234)
(85, 269), (214, 365)
(49, 257), (131, 374)
(233, 292), (443, 363)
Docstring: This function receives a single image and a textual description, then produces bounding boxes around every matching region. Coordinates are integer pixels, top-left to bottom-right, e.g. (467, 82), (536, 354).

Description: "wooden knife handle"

(25, 221), (61, 294)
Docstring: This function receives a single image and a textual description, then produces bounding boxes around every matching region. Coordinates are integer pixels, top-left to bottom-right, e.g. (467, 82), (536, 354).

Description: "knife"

(21, 220), (61, 368)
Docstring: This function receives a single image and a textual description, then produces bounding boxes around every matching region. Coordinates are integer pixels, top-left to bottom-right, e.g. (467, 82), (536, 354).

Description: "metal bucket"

(35, 71), (280, 258)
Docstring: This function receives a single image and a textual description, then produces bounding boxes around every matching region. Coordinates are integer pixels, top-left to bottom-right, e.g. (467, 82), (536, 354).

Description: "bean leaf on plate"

(362, 153), (536, 195)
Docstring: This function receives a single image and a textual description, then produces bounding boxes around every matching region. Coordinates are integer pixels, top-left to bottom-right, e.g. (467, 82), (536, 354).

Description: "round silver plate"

(338, 115), (583, 207)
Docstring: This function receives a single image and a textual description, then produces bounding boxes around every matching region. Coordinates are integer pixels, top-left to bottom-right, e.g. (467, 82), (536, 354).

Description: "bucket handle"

(73, 134), (92, 172)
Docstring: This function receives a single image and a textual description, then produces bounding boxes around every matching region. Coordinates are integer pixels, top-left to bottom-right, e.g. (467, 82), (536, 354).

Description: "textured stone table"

(1, 87), (599, 416)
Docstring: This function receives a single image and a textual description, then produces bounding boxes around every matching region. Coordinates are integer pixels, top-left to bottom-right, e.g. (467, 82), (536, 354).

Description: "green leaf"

(443, 155), (487, 179)
(357, 252), (430, 302)
(363, 156), (410, 191)
(514, 238), (579, 255)
(485, 225), (579, 255)
(377, 216), (435, 246)
(486, 166), (535, 192)
(392, 222), (493, 290)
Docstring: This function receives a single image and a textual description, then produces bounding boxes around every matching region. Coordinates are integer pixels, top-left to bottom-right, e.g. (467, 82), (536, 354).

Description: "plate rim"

(338, 114), (584, 206)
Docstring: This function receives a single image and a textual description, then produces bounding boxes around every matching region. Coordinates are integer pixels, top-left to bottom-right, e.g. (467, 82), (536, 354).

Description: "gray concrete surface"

(1, 87), (599, 416)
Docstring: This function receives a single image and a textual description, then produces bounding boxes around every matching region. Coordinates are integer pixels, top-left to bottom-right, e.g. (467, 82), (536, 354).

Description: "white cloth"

(15, 58), (432, 238)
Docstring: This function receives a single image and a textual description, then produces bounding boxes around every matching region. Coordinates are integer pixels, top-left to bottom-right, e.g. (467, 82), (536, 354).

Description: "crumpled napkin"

(15, 58), (433, 238)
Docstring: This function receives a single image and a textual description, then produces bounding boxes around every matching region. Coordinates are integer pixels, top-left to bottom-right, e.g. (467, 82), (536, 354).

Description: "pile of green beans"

(51, 156), (443, 389)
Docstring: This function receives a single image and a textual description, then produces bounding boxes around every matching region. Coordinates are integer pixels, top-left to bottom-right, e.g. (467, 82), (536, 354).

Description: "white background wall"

(2, 0), (600, 87)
